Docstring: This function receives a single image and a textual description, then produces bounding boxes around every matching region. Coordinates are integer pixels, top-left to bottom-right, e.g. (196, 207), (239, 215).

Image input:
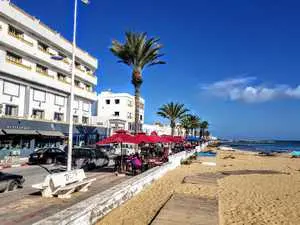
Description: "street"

(0, 163), (128, 225)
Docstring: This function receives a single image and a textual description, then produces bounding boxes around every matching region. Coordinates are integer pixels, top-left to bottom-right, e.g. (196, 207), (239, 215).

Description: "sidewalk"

(0, 168), (128, 225)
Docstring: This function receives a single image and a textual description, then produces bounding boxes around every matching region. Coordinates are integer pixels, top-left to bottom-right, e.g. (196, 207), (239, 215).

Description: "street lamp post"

(67, 0), (78, 171)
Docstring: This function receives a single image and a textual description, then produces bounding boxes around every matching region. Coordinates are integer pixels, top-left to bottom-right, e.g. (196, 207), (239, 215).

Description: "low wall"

(34, 150), (195, 225)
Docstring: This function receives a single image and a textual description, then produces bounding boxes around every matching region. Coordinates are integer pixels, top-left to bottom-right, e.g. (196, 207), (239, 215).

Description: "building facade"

(143, 123), (184, 136)
(0, 1), (104, 152)
(93, 91), (145, 134)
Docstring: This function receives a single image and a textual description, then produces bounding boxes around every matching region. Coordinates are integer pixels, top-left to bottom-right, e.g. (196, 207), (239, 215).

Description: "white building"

(0, 1), (104, 149)
(93, 91), (145, 133)
(143, 123), (184, 136)
(0, 1), (97, 124)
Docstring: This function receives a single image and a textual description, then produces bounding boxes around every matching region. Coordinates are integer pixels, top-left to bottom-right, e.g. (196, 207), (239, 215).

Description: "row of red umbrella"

(96, 130), (184, 145)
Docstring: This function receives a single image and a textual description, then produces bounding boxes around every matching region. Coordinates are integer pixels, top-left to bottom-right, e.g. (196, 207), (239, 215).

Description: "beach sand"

(97, 150), (300, 225)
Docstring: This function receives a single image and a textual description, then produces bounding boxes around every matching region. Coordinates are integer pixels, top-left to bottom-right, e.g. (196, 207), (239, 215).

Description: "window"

(5, 105), (18, 116)
(36, 64), (48, 75)
(75, 80), (80, 87)
(73, 115), (79, 123)
(54, 112), (64, 121)
(140, 115), (143, 121)
(82, 116), (89, 124)
(73, 100), (79, 109)
(114, 112), (120, 117)
(115, 99), (120, 104)
(55, 95), (65, 106)
(128, 100), (133, 107)
(32, 109), (44, 119)
(8, 25), (23, 38)
(106, 99), (110, 104)
(127, 112), (132, 119)
(38, 41), (49, 53)
(83, 102), (89, 112)
(57, 73), (67, 82)
(3, 81), (19, 97)
(33, 89), (46, 102)
(6, 52), (22, 64)
(86, 84), (92, 92)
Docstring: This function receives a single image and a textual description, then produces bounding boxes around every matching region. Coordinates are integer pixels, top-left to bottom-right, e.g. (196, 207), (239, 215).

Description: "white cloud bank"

(202, 77), (300, 103)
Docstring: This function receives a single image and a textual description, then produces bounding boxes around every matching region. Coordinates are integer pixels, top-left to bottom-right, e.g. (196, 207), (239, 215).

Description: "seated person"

(130, 153), (142, 174)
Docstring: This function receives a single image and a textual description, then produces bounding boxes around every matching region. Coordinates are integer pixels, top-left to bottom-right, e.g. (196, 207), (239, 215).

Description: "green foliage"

(110, 32), (165, 72)
(157, 102), (189, 129)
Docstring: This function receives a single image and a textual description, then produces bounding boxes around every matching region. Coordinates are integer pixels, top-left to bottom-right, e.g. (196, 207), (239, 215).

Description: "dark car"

(29, 147), (67, 165)
(0, 172), (25, 192)
(72, 147), (109, 171)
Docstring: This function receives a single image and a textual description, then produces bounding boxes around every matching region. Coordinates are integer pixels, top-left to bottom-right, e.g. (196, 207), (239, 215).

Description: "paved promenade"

(0, 167), (128, 225)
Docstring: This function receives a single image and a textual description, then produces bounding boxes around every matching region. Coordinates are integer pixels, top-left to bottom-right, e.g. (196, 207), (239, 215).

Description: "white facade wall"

(0, 1), (98, 125)
(96, 91), (145, 131)
(0, 79), (26, 117)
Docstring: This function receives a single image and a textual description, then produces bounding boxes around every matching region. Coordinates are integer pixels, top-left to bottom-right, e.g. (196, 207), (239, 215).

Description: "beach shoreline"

(97, 148), (300, 225)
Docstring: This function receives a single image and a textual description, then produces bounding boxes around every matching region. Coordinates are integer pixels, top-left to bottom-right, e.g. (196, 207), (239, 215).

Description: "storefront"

(0, 118), (107, 158)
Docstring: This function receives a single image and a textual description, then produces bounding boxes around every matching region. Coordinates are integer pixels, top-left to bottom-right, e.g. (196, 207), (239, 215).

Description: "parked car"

(0, 172), (25, 192)
(111, 143), (136, 155)
(28, 147), (67, 165)
(72, 147), (109, 171)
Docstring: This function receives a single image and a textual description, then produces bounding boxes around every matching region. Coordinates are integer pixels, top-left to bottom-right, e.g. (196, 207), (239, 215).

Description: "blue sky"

(12, 0), (300, 140)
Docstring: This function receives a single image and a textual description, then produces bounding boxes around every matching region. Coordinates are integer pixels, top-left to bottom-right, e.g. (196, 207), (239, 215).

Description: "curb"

(0, 163), (28, 170)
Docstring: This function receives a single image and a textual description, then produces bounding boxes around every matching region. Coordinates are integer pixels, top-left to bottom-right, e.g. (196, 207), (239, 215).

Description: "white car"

(111, 143), (137, 155)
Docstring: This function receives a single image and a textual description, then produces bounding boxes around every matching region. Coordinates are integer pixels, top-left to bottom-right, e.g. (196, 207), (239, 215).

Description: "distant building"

(0, 1), (106, 151)
(92, 91), (145, 134)
(143, 123), (184, 136)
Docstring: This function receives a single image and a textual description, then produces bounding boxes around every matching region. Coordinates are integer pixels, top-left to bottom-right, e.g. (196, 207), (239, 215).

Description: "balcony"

(36, 67), (53, 78)
(6, 57), (31, 70)
(8, 31), (33, 47)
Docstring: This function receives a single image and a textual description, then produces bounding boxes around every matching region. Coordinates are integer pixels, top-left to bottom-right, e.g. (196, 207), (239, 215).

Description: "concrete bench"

(32, 169), (96, 198)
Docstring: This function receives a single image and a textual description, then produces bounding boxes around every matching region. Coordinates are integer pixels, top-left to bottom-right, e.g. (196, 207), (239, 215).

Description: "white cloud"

(202, 77), (300, 103)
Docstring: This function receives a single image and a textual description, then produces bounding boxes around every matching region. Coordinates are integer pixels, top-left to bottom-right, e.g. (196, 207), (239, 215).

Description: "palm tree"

(110, 32), (165, 133)
(180, 115), (192, 137)
(189, 115), (201, 136)
(157, 102), (189, 135)
(180, 114), (201, 137)
(200, 121), (209, 138)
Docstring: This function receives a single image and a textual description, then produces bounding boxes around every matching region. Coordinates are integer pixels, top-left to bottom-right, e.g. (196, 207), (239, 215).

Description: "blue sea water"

(222, 140), (300, 153)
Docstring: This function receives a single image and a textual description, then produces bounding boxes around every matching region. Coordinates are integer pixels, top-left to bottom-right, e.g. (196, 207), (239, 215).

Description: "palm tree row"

(157, 102), (209, 138)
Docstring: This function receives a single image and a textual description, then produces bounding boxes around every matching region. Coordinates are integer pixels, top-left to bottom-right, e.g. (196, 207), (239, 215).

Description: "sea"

(220, 140), (300, 153)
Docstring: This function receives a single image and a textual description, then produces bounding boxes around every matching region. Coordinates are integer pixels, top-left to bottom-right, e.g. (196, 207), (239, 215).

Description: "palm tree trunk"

(132, 69), (143, 134)
(134, 85), (141, 134)
(171, 120), (175, 136)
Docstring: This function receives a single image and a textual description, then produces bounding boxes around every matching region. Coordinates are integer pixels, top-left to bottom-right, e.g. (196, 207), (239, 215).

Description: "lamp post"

(51, 0), (89, 171)
(66, 0), (78, 171)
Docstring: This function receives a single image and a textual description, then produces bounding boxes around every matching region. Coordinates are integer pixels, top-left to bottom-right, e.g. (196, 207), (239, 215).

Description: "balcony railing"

(76, 66), (85, 73)
(8, 31), (33, 46)
(87, 71), (95, 77)
(58, 78), (70, 84)
(36, 68), (52, 78)
(6, 57), (32, 70)
(38, 46), (52, 55)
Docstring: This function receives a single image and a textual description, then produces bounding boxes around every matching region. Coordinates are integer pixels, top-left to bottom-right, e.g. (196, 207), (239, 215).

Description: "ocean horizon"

(220, 140), (300, 153)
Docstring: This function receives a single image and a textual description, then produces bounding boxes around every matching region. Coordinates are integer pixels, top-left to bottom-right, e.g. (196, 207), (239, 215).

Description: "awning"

(2, 129), (38, 135)
(0, 130), (5, 135)
(37, 130), (65, 137)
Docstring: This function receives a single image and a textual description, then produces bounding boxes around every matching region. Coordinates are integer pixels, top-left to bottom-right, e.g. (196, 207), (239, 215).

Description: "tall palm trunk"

(171, 120), (175, 136)
(132, 69), (142, 134)
(134, 85), (141, 134)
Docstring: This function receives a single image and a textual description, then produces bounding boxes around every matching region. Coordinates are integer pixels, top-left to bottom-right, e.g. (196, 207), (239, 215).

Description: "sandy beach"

(97, 150), (300, 225)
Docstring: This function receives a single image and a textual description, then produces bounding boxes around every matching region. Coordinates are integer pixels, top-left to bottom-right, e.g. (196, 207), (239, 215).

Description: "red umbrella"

(96, 130), (137, 173)
(134, 132), (154, 144)
(150, 132), (169, 143)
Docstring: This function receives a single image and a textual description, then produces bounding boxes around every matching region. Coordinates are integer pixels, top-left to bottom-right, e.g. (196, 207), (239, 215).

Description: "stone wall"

(33, 150), (195, 225)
